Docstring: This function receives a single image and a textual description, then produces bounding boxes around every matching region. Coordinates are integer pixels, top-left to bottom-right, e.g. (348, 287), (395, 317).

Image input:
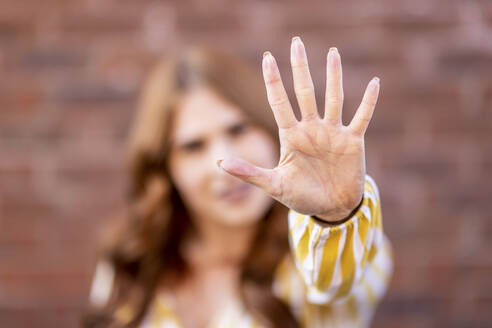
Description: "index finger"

(263, 51), (298, 129)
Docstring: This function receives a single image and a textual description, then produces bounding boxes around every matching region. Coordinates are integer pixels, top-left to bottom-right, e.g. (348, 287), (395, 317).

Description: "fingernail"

(292, 36), (302, 47)
(216, 159), (223, 168)
(291, 36), (304, 58)
(262, 51), (275, 70)
(328, 47), (338, 65)
(373, 76), (380, 84)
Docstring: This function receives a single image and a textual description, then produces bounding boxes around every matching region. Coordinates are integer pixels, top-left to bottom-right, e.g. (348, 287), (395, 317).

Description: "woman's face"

(167, 85), (278, 227)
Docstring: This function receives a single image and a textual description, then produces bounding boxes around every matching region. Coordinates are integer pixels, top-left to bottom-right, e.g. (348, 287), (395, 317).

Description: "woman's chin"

(213, 193), (273, 227)
(213, 207), (263, 227)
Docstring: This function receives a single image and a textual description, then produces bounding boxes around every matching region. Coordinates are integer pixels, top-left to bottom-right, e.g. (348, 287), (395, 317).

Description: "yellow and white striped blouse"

(90, 175), (393, 328)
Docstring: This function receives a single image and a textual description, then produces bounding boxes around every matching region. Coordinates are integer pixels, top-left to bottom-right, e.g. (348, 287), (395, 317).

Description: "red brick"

(1, 0), (491, 326)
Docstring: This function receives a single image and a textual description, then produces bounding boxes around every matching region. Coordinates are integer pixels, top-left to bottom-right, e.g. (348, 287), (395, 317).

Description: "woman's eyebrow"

(172, 129), (204, 143)
(174, 131), (211, 148)
(175, 136), (202, 146)
(224, 118), (248, 129)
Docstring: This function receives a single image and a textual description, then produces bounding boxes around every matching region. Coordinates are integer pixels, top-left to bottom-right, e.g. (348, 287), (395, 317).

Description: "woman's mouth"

(218, 183), (253, 203)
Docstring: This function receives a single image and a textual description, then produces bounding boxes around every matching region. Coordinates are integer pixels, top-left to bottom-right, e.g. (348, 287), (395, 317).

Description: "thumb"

(217, 157), (279, 196)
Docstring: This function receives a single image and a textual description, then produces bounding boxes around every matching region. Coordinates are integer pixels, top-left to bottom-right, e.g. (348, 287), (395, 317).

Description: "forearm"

(287, 174), (391, 304)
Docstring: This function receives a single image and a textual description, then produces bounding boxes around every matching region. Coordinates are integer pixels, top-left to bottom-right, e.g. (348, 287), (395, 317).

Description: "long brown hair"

(83, 46), (299, 328)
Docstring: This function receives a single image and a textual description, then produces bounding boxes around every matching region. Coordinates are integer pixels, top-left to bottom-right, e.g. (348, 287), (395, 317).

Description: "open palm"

(220, 37), (380, 222)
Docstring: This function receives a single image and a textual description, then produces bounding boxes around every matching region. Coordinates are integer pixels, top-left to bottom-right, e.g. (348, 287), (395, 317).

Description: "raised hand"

(219, 37), (380, 222)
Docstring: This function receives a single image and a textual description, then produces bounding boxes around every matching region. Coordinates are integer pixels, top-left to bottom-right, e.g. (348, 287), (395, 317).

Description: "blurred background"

(0, 0), (491, 327)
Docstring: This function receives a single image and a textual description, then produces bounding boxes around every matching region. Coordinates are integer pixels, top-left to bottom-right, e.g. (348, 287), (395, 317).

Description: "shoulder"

(89, 260), (115, 307)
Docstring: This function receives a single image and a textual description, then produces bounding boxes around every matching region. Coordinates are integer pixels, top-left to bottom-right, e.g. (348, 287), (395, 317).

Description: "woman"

(85, 37), (393, 328)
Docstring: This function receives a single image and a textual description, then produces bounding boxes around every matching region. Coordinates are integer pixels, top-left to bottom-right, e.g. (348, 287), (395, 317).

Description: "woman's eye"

(181, 140), (204, 153)
(228, 122), (249, 137)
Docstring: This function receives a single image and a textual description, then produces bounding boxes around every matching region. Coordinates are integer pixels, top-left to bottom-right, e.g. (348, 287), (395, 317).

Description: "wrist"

(312, 193), (364, 225)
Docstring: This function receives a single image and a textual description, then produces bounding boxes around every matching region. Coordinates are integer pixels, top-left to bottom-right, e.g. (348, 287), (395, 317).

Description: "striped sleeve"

(287, 174), (392, 305)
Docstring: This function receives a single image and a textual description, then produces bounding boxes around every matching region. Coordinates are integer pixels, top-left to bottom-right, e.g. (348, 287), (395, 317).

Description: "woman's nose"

(209, 138), (236, 165)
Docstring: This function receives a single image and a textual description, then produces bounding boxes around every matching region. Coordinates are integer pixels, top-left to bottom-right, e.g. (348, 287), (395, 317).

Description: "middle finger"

(291, 36), (319, 121)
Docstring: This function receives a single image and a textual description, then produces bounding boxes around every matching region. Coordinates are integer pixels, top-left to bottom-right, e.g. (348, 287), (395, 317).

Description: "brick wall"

(1, 0), (491, 327)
